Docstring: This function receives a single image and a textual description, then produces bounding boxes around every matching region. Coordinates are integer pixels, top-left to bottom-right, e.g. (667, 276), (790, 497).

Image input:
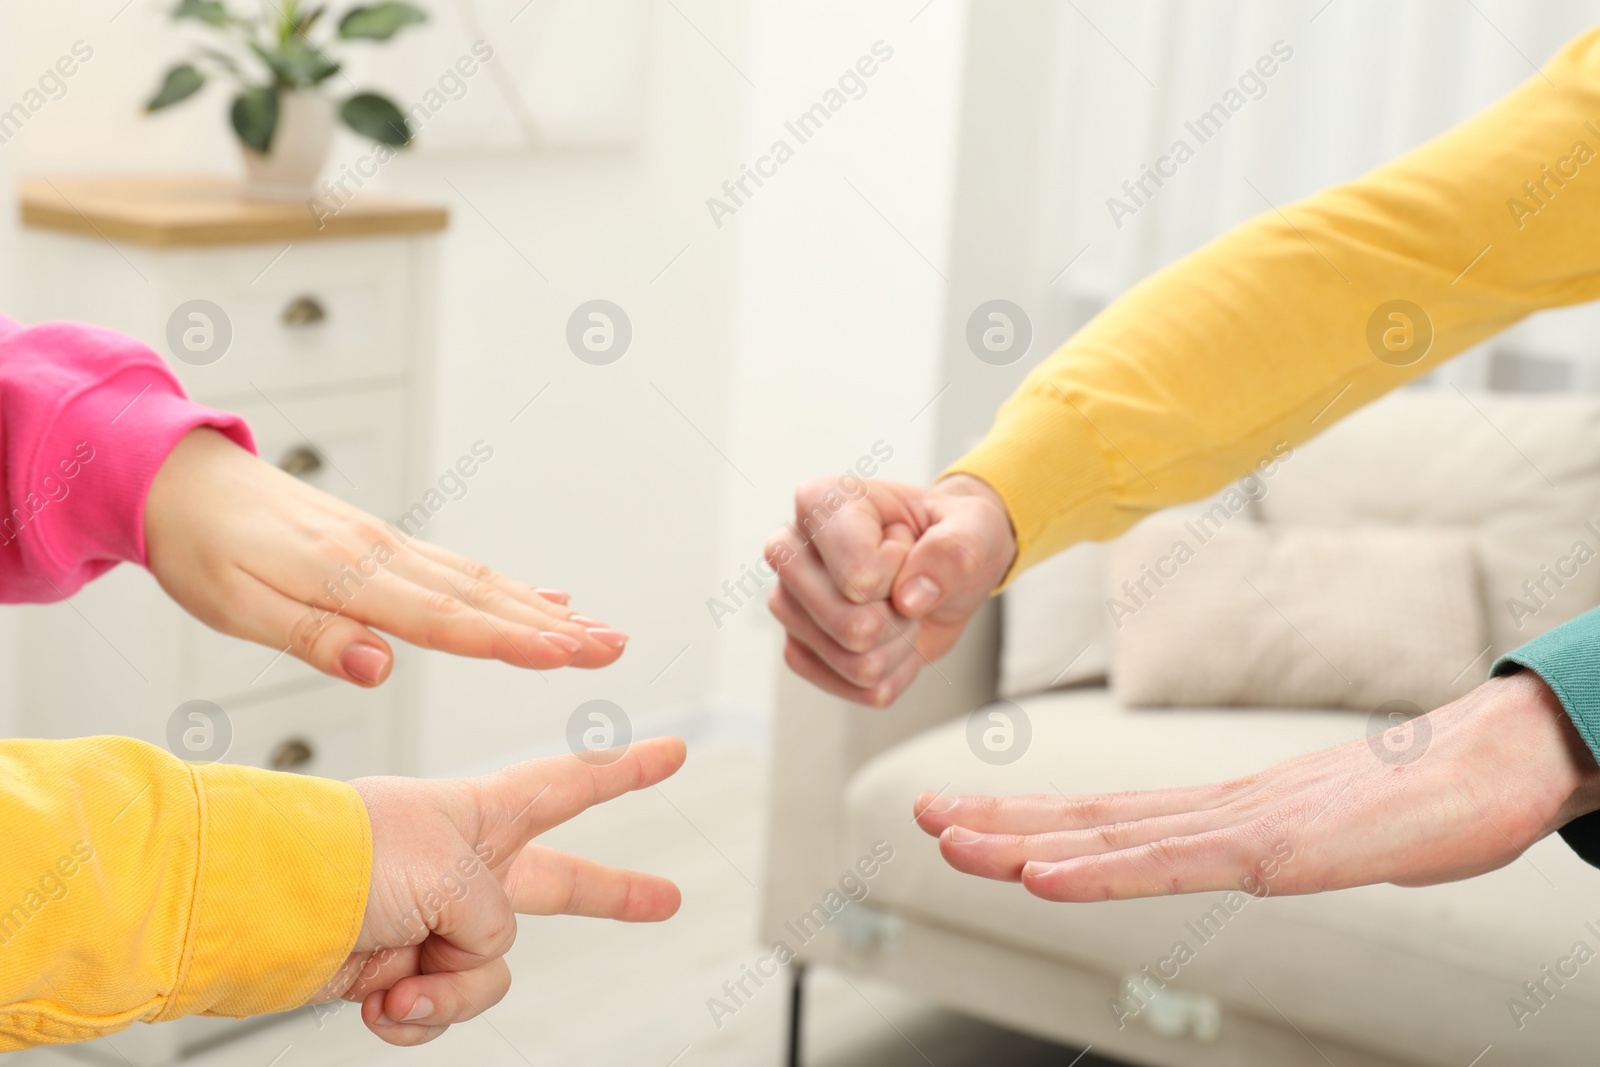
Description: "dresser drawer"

(215, 681), (393, 782)
(183, 385), (411, 696)
(230, 383), (410, 517)
(156, 237), (420, 402)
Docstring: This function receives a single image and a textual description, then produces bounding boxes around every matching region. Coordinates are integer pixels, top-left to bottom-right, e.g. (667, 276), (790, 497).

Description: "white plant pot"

(239, 91), (336, 201)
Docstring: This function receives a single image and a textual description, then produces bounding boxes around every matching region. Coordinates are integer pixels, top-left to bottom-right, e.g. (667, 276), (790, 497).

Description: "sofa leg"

(787, 963), (807, 1067)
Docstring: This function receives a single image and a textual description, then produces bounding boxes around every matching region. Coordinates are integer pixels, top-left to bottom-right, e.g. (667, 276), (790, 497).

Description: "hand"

(313, 736), (686, 1046)
(765, 475), (1015, 707)
(145, 428), (629, 686)
(915, 673), (1600, 900)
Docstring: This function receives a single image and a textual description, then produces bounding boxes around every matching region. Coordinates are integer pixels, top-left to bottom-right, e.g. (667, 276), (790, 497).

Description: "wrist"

(1488, 671), (1600, 825)
(145, 427), (257, 551)
(934, 473), (1018, 580)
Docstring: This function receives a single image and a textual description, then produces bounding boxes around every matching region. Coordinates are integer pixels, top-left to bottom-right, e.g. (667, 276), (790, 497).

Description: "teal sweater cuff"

(1492, 605), (1600, 764)
(1492, 604), (1600, 869)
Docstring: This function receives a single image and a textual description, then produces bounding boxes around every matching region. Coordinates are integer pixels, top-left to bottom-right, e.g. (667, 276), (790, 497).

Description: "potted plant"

(146, 0), (427, 200)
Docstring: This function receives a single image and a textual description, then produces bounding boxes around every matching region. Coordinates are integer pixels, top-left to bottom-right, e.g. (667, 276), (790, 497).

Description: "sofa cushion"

(1108, 519), (1486, 711)
(998, 489), (1263, 700)
(1000, 391), (1600, 703)
(844, 687), (1600, 1067)
(1261, 388), (1600, 665)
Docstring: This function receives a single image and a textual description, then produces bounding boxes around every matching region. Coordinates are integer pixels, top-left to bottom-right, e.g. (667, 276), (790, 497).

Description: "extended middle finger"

(385, 550), (626, 668)
(914, 781), (1257, 839)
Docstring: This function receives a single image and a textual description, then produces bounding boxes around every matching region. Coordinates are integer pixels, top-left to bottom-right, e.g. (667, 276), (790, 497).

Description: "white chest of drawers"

(12, 175), (447, 1064)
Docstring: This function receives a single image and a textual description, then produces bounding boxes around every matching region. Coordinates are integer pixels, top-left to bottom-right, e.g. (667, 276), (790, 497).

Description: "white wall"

(1029, 0), (1600, 391)
(707, 0), (971, 722)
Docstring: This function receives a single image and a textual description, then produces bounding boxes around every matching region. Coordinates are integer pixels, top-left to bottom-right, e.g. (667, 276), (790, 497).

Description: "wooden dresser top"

(20, 174), (448, 248)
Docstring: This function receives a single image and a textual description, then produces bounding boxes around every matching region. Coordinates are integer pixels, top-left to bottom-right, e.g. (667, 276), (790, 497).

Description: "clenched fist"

(765, 474), (1016, 707)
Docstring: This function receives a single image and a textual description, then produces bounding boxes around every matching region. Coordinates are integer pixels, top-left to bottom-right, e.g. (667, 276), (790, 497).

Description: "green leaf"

(146, 63), (206, 111)
(285, 39), (343, 85)
(250, 38), (341, 88)
(230, 85), (279, 153)
(337, 2), (427, 41)
(296, 5), (327, 38)
(195, 45), (244, 80)
(172, 0), (230, 25)
(339, 92), (411, 147)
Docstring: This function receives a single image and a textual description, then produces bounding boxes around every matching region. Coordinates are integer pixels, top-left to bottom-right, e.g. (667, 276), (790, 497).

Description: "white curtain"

(1030, 0), (1600, 390)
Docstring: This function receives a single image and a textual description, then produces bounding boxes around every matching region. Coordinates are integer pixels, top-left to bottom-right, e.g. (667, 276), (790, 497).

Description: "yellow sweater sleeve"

(950, 28), (1600, 579)
(0, 736), (370, 1050)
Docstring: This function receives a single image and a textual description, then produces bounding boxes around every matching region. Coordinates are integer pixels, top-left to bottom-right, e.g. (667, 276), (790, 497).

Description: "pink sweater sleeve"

(0, 314), (255, 603)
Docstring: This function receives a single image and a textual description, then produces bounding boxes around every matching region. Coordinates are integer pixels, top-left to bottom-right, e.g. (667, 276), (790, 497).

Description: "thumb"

(878, 522), (915, 586)
(891, 516), (992, 621)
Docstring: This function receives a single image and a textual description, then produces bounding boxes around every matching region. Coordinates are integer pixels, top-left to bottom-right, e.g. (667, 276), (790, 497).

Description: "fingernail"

(917, 792), (956, 815)
(340, 643), (391, 685)
(585, 627), (628, 648)
(946, 826), (980, 844)
(900, 576), (941, 615)
(570, 614), (606, 626)
(536, 588), (571, 604)
(401, 997), (434, 1022)
(1022, 861), (1052, 879)
(375, 1013), (395, 1026)
(541, 632), (583, 653)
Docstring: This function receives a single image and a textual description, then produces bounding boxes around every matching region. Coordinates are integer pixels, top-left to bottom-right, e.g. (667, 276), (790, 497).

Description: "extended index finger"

(473, 737), (688, 867)
(913, 781), (1255, 838)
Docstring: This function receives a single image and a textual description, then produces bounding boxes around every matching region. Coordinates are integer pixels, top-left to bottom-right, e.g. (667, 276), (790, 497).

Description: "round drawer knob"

(269, 737), (315, 772)
(278, 446), (324, 479)
(282, 296), (327, 327)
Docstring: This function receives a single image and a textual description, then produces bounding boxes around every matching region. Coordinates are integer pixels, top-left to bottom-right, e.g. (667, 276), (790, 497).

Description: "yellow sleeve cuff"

(166, 763), (370, 1020)
(943, 380), (1123, 586)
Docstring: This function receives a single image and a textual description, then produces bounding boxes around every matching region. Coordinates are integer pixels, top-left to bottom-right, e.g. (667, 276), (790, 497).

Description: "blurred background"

(6, 2), (1600, 1066)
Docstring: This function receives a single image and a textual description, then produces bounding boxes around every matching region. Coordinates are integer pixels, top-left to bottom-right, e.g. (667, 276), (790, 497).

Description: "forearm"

(950, 28), (1600, 580)
(0, 737), (369, 1050)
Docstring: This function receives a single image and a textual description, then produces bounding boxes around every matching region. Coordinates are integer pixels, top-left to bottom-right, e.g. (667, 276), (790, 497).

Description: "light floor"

(17, 743), (1117, 1067)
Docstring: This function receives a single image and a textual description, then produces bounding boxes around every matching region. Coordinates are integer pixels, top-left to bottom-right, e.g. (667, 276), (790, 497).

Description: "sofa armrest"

(760, 599), (1000, 943)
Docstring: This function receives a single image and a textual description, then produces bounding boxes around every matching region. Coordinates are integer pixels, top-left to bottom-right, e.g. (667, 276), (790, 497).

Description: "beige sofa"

(762, 390), (1600, 1066)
